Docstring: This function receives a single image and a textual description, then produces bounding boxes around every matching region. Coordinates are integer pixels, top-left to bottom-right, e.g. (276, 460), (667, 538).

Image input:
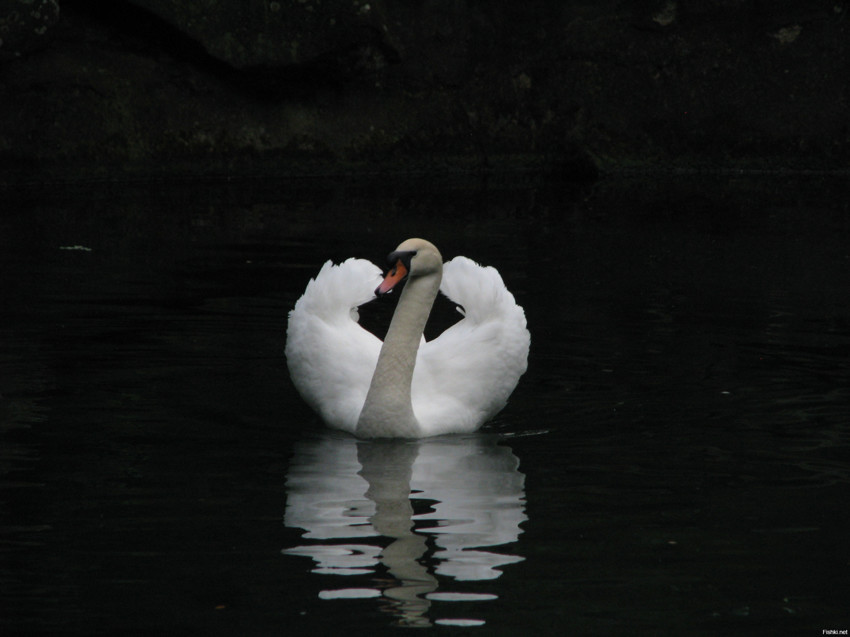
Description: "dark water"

(1, 176), (849, 635)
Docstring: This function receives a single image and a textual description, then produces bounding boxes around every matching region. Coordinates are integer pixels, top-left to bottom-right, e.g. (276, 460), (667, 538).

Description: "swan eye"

(386, 249), (417, 272)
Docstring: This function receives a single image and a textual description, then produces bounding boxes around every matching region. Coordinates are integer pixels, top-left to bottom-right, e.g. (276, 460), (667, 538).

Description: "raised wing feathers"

(285, 259), (383, 432)
(413, 257), (529, 434)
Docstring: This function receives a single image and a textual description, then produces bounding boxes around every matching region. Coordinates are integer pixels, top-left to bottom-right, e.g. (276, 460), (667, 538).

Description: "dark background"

(1, 0), (848, 184)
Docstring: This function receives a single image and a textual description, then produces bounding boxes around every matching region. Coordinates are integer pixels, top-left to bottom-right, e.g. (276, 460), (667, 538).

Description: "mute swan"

(285, 238), (529, 438)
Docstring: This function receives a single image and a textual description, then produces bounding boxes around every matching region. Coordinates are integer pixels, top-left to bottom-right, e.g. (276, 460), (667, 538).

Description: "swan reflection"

(283, 431), (527, 627)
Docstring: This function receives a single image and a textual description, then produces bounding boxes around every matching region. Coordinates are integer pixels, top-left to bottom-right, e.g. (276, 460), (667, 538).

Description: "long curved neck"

(356, 271), (441, 438)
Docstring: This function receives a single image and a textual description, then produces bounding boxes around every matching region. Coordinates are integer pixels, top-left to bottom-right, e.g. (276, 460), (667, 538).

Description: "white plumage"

(285, 239), (529, 438)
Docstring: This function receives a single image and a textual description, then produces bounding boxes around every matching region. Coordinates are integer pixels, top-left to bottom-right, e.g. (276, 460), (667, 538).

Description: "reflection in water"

(283, 432), (527, 627)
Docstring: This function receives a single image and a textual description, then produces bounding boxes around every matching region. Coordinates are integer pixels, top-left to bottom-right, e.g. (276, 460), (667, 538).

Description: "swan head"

(376, 238), (443, 295)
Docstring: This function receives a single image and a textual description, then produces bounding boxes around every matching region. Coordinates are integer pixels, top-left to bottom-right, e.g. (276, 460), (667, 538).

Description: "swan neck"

(356, 271), (440, 438)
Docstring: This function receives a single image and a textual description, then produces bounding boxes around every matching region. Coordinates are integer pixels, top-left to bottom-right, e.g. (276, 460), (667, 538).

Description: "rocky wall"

(0, 0), (847, 184)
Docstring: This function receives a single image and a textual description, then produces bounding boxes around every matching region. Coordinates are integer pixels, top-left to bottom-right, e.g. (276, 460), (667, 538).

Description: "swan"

(285, 238), (529, 438)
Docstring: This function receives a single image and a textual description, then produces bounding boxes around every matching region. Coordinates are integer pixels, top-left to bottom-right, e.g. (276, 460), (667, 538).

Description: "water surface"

(1, 176), (848, 635)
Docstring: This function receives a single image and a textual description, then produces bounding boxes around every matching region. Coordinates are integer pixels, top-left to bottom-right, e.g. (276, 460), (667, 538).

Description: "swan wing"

(285, 258), (383, 432)
(413, 256), (530, 434)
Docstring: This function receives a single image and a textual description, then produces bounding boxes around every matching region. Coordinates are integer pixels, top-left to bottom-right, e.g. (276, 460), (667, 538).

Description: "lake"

(1, 174), (849, 635)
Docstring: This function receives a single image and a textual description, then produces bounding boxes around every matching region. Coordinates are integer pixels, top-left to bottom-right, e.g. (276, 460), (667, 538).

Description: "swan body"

(285, 238), (529, 438)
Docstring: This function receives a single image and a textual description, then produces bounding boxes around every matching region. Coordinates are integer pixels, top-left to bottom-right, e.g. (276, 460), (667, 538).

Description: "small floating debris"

(59, 245), (92, 252)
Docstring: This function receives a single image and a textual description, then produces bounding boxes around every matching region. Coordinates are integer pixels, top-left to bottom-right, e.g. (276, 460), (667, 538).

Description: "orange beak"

(376, 259), (409, 295)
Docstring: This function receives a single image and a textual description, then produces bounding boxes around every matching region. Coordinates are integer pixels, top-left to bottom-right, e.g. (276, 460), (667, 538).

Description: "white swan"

(285, 238), (529, 438)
